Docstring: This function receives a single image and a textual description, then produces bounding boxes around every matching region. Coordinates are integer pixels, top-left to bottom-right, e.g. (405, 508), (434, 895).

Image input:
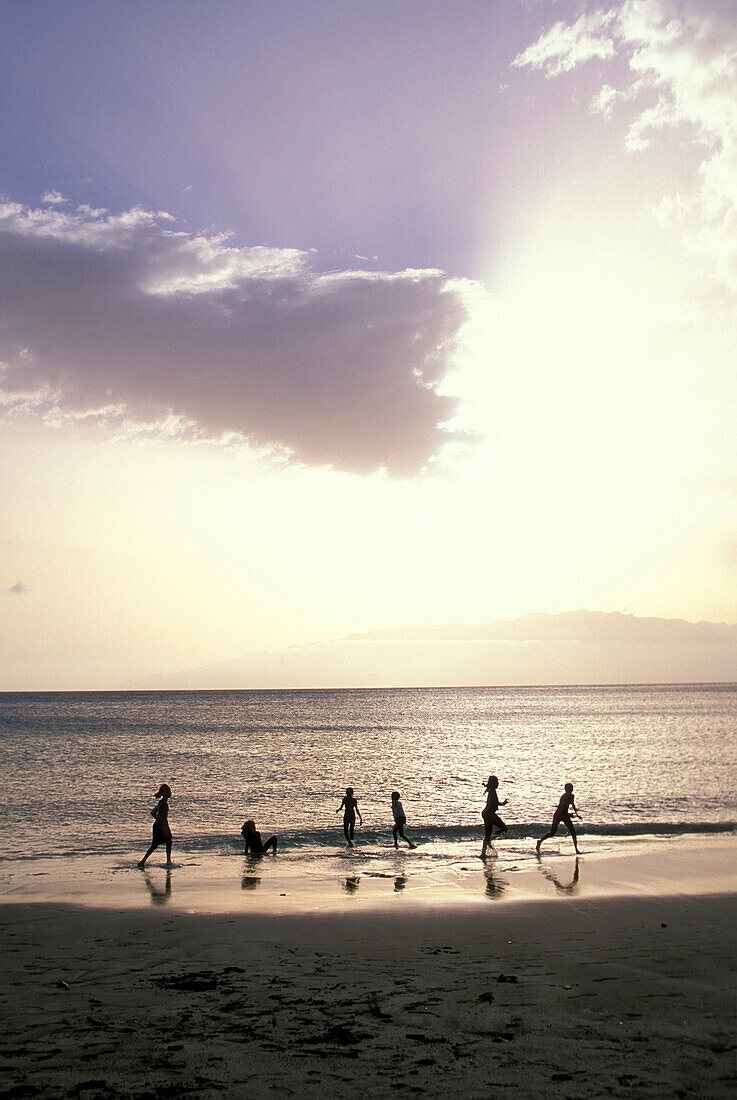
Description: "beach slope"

(1, 889), (735, 1098)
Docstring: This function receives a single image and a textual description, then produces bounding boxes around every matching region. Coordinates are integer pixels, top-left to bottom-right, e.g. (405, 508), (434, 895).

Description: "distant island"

(125, 610), (737, 690)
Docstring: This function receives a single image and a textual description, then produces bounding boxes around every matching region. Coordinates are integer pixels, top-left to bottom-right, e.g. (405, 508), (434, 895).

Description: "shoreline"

(1, 833), (734, 915)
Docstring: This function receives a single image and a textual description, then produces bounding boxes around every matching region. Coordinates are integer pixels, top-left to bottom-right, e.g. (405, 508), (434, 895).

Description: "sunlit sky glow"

(1, 0), (735, 688)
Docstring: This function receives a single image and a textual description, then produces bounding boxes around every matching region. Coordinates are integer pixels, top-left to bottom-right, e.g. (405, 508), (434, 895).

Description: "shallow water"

(0, 685), (734, 870)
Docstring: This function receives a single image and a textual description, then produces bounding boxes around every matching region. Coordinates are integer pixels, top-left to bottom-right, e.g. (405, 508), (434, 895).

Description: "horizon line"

(3, 681), (736, 695)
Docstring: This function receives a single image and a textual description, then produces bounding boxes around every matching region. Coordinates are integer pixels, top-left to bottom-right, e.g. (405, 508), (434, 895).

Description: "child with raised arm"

(336, 786), (362, 847)
(536, 782), (581, 855)
(391, 791), (417, 849)
(138, 783), (173, 868)
(481, 775), (508, 859)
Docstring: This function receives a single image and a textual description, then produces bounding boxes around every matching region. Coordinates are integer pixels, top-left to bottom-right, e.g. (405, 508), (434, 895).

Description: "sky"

(1, 0), (736, 689)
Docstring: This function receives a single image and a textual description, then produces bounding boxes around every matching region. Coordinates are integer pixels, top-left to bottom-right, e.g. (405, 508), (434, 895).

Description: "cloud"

(591, 83), (622, 117)
(514, 0), (737, 296)
(8, 581), (27, 595)
(512, 10), (617, 76)
(0, 200), (472, 475)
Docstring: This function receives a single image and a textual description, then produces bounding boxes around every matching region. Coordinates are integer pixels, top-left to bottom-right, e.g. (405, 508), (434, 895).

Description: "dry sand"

(1, 845), (735, 1098)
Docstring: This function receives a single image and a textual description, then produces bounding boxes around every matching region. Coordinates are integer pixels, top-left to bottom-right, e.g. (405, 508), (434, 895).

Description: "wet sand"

(0, 841), (735, 1097)
(2, 834), (734, 914)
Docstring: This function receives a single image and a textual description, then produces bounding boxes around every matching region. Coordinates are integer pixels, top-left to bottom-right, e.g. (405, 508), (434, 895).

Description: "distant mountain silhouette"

(345, 610), (737, 644)
(124, 610), (737, 690)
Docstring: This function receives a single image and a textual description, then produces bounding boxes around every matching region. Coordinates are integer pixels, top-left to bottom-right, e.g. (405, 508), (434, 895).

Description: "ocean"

(0, 685), (734, 876)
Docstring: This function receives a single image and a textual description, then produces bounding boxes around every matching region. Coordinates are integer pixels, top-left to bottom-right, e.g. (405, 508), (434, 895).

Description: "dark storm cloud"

(0, 201), (471, 475)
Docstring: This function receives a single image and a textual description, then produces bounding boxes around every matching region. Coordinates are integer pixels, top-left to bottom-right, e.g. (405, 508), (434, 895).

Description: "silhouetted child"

(336, 786), (362, 847)
(138, 783), (173, 868)
(241, 819), (278, 855)
(481, 775), (508, 858)
(537, 783), (581, 854)
(391, 791), (417, 849)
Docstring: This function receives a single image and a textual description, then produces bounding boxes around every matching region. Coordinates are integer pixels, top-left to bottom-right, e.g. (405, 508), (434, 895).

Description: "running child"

(481, 775), (508, 859)
(391, 791), (416, 849)
(536, 783), (581, 854)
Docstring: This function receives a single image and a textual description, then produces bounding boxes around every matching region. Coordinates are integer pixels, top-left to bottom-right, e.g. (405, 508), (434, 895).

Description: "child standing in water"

(336, 787), (362, 847)
(537, 783), (581, 855)
(138, 783), (173, 868)
(391, 791), (417, 849)
(481, 775), (508, 858)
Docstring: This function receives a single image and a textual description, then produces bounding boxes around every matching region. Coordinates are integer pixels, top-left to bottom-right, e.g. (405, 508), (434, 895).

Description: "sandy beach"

(4, 0), (737, 1095)
(1, 840), (735, 1098)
